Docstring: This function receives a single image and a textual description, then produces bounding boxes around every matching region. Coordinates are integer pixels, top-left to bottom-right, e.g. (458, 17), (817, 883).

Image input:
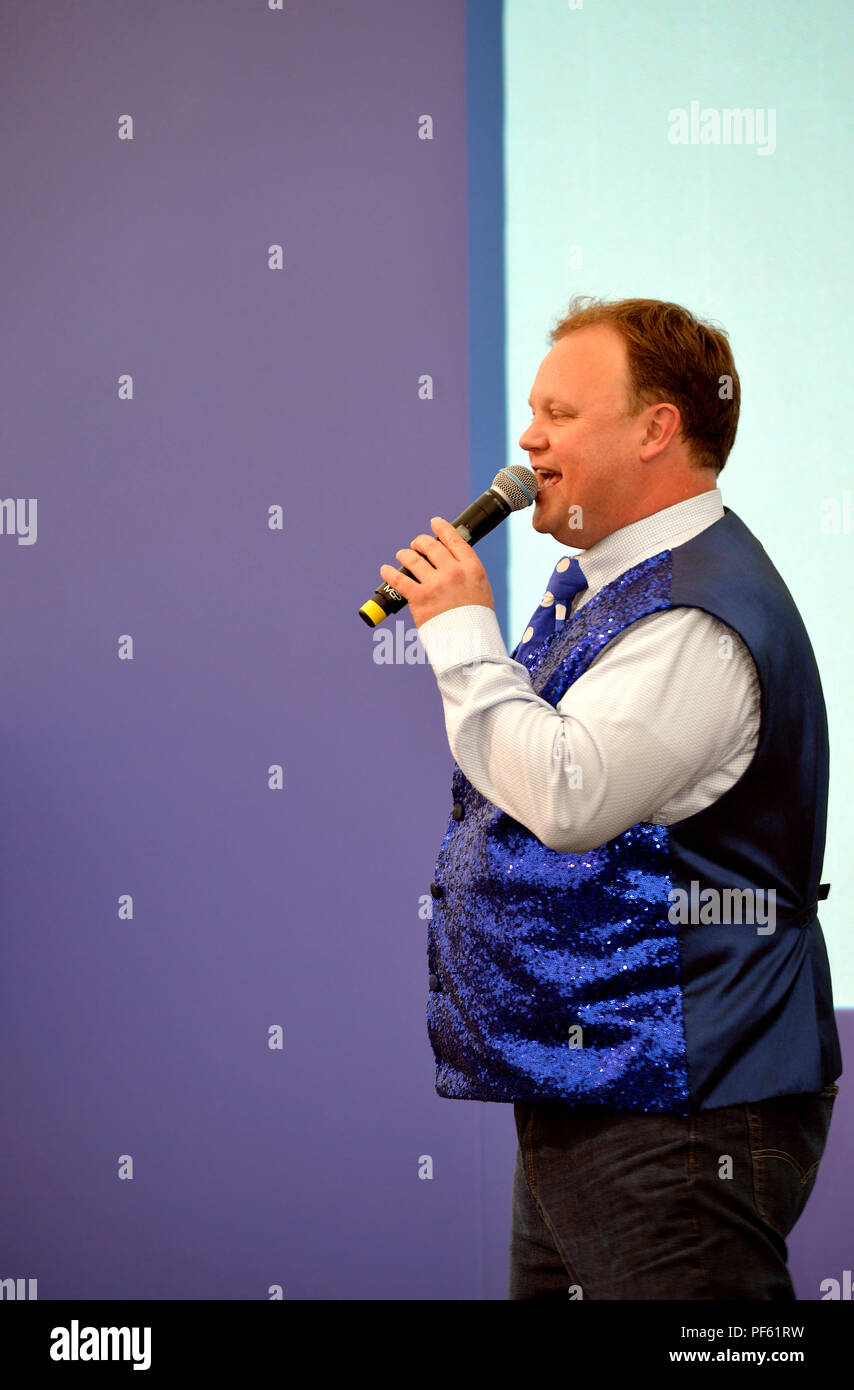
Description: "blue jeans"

(509, 1085), (838, 1299)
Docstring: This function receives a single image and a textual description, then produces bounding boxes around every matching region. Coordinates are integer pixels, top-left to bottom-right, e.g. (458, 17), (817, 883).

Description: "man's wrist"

(418, 604), (509, 677)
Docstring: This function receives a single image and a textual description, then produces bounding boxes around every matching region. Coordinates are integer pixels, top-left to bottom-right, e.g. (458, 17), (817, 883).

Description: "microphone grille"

(490, 464), (537, 511)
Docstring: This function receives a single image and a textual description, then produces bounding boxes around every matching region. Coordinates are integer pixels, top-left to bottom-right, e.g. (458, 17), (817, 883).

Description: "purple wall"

(1, 1), (849, 1301)
(1, 0), (484, 1300)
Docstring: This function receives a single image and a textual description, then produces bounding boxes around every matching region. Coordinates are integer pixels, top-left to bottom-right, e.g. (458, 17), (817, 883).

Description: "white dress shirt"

(417, 489), (760, 854)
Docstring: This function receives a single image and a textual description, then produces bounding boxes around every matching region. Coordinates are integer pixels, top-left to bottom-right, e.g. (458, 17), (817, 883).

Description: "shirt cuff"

(418, 605), (510, 677)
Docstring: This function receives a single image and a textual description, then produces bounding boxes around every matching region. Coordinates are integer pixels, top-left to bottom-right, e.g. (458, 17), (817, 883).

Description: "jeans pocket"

(748, 1091), (836, 1237)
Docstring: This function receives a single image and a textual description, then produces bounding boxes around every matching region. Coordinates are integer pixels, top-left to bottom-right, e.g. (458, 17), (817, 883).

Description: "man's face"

(518, 324), (651, 548)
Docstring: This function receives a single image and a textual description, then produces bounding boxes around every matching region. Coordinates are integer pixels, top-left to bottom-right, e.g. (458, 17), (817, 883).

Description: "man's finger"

(431, 516), (471, 557)
(409, 533), (447, 567)
(380, 562), (419, 597)
(395, 546), (432, 573)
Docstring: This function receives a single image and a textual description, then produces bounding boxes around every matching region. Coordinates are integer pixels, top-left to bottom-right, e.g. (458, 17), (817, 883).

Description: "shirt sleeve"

(417, 601), (760, 854)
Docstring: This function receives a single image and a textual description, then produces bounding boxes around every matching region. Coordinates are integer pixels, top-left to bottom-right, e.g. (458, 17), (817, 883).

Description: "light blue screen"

(503, 0), (854, 999)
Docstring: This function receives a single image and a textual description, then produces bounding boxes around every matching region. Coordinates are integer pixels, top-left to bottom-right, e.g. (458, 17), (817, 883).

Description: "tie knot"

(544, 555), (587, 607)
(512, 554), (588, 669)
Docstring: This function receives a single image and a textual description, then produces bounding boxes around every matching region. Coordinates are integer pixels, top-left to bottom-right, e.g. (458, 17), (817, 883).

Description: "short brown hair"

(548, 296), (740, 472)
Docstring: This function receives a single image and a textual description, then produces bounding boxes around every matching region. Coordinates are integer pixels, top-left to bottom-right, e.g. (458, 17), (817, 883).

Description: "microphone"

(358, 464), (537, 627)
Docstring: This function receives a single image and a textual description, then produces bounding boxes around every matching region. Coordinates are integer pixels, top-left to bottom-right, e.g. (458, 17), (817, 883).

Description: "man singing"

(379, 297), (841, 1300)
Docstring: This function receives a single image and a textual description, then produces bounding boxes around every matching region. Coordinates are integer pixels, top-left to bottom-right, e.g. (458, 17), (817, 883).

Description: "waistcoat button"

(428, 973), (441, 992)
(430, 881), (444, 899)
(452, 802), (464, 821)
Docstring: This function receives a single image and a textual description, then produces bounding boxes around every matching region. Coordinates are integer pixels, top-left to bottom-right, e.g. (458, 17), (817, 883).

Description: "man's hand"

(380, 516), (494, 628)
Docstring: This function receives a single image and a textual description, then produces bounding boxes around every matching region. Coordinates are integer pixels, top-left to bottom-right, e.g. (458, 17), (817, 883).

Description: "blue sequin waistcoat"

(426, 511), (842, 1112)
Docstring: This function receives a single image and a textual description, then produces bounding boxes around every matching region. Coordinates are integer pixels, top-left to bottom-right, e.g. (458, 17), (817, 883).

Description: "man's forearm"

(418, 603), (760, 853)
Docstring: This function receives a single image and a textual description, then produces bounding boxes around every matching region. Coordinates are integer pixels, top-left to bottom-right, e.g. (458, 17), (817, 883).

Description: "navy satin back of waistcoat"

(427, 509), (842, 1112)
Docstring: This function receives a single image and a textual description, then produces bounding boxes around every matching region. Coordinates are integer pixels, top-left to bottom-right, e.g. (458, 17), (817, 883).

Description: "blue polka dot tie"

(512, 555), (588, 669)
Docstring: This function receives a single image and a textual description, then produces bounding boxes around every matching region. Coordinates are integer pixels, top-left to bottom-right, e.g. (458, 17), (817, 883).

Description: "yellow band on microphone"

(358, 599), (388, 627)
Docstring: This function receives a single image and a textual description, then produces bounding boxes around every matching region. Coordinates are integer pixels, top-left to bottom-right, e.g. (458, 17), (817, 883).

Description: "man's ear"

(639, 403), (681, 462)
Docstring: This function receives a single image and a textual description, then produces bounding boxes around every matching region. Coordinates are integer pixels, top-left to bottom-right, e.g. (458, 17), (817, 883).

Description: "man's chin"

(531, 491), (590, 545)
(531, 500), (560, 536)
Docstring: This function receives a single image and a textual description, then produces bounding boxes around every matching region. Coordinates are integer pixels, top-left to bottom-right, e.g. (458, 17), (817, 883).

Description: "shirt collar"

(573, 489), (724, 600)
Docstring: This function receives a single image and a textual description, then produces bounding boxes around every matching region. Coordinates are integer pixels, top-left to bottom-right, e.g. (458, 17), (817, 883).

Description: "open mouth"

(534, 468), (562, 491)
